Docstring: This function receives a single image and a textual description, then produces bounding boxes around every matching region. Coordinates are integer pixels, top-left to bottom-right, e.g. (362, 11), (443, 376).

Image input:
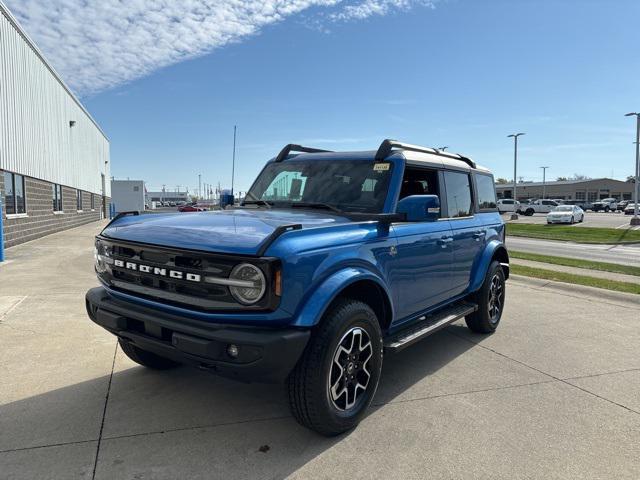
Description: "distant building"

(495, 178), (634, 202)
(1, 3), (110, 249)
(111, 180), (146, 213)
(146, 191), (190, 204)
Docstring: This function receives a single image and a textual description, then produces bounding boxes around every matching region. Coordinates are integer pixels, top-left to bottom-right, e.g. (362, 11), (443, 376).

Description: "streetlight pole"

(198, 174), (201, 200)
(625, 113), (640, 225)
(507, 133), (526, 220)
(231, 125), (237, 197)
(540, 166), (549, 200)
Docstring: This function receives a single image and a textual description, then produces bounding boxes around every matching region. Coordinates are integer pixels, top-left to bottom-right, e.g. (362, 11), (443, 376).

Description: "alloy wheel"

(328, 327), (373, 411)
(487, 274), (504, 323)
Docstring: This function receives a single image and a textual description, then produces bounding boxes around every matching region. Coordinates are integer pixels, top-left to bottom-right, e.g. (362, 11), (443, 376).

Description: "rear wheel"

(118, 338), (181, 369)
(525, 208), (534, 216)
(287, 299), (383, 436)
(466, 261), (506, 334)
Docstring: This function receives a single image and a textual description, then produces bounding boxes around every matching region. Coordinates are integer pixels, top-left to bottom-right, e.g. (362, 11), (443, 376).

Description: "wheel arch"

(469, 241), (510, 292)
(292, 268), (394, 331)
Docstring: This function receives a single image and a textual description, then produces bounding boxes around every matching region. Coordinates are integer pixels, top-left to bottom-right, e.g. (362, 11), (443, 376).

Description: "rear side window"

(475, 174), (497, 210)
(444, 171), (473, 218)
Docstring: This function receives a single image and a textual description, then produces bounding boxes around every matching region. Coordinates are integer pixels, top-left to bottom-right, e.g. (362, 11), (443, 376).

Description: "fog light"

(227, 344), (239, 358)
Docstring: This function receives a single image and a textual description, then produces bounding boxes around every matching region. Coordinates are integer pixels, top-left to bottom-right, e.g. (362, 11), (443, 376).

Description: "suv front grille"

(96, 237), (279, 312)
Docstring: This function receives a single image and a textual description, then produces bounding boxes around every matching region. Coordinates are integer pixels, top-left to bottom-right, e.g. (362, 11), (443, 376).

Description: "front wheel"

(466, 261), (506, 334)
(287, 299), (383, 436)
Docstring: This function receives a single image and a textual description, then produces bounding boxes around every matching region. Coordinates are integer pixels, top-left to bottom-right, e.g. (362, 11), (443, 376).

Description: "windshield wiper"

(242, 199), (273, 209)
(291, 202), (344, 214)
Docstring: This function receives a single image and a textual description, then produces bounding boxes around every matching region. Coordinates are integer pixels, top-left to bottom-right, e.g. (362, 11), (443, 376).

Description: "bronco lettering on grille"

(113, 259), (201, 282)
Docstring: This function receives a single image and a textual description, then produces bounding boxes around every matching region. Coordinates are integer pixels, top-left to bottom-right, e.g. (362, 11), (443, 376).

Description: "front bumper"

(547, 217), (572, 223)
(85, 287), (310, 383)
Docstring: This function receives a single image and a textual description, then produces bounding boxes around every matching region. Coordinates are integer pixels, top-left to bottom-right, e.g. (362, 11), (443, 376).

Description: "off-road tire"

(525, 208), (534, 216)
(118, 338), (181, 369)
(287, 299), (383, 436)
(465, 260), (506, 334)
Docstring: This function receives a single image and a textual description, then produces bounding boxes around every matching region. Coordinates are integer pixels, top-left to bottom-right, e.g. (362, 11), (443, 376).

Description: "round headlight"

(229, 263), (266, 305)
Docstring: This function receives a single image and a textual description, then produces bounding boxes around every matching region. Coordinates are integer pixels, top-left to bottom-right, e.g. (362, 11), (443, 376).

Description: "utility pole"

(507, 133), (526, 220)
(198, 174), (202, 200)
(231, 125), (237, 196)
(625, 113), (640, 225)
(540, 166), (549, 199)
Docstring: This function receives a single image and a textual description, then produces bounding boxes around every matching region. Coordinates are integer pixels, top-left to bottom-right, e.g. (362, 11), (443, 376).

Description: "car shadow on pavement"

(0, 326), (479, 478)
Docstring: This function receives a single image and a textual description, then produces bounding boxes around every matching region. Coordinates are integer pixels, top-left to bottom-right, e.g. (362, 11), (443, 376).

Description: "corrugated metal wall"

(0, 3), (110, 196)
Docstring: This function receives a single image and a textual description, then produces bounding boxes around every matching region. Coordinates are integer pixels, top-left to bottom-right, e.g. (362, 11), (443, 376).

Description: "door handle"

(473, 231), (485, 240)
(438, 236), (453, 248)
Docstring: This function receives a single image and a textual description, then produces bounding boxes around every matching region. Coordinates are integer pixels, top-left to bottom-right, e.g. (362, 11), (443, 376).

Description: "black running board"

(384, 301), (477, 352)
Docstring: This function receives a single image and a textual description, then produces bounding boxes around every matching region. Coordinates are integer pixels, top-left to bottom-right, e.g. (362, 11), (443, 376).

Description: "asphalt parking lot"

(1, 222), (639, 480)
(503, 211), (640, 229)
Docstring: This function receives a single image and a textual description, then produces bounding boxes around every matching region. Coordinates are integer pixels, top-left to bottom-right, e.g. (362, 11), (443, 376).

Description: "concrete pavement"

(1, 222), (639, 479)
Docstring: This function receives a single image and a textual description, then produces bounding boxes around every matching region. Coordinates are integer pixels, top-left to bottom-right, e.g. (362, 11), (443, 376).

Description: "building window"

(588, 191), (597, 202)
(91, 194), (95, 210)
(52, 184), (63, 212)
(3, 171), (26, 215)
(575, 191), (585, 200)
(77, 189), (83, 211)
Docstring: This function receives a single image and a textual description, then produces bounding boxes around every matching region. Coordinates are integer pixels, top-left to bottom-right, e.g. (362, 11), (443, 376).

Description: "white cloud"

(6, 1), (435, 96)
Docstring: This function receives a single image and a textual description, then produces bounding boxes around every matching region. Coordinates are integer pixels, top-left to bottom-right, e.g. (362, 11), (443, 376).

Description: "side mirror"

(397, 195), (440, 222)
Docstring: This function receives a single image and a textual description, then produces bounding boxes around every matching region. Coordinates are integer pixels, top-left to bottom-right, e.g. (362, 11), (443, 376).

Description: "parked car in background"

(497, 198), (520, 213)
(550, 199), (565, 205)
(520, 199), (559, 216)
(624, 203), (638, 215)
(592, 198), (618, 212)
(617, 200), (630, 212)
(547, 205), (584, 224)
(564, 199), (594, 211)
(178, 203), (208, 212)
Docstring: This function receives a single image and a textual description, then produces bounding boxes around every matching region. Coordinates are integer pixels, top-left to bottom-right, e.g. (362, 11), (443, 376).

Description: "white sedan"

(547, 205), (584, 224)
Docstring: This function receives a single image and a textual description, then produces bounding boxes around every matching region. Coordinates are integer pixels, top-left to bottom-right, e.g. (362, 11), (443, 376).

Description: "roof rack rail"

(375, 139), (477, 169)
(274, 144), (333, 162)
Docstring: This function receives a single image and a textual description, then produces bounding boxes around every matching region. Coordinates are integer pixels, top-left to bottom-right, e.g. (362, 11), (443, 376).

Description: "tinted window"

(14, 175), (25, 213)
(77, 190), (83, 210)
(52, 184), (63, 211)
(4, 171), (15, 215)
(444, 171), (473, 218)
(475, 174), (497, 210)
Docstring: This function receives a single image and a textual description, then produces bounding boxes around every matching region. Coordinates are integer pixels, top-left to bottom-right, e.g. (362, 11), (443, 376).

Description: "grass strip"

(510, 250), (640, 277)
(506, 223), (640, 244)
(511, 264), (640, 295)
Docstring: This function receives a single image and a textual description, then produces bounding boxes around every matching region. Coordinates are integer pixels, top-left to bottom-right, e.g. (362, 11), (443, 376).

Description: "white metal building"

(111, 180), (146, 213)
(0, 1), (110, 249)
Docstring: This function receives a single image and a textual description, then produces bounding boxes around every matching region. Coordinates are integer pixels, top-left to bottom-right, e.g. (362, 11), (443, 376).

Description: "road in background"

(504, 212), (640, 229)
(507, 236), (640, 267)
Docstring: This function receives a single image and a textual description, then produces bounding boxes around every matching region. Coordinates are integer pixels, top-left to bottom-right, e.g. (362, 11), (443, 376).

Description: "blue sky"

(9, 0), (640, 194)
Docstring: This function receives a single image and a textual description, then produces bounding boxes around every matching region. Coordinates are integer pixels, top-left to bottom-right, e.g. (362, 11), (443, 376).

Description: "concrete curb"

(509, 275), (640, 307)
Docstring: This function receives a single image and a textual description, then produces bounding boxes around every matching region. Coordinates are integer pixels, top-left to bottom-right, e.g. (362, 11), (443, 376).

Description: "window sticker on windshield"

(373, 163), (390, 172)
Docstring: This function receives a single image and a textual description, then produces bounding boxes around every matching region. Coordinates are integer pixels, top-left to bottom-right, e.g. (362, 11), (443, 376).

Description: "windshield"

(245, 159), (393, 213)
(555, 206), (573, 211)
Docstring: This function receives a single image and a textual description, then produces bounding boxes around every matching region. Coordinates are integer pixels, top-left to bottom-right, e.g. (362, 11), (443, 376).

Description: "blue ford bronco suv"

(86, 139), (508, 436)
